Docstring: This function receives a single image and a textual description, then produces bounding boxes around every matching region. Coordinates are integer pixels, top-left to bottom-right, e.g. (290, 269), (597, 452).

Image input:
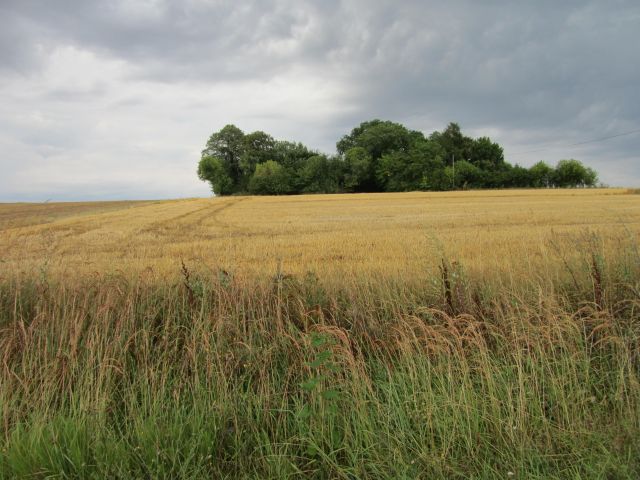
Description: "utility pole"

(451, 154), (455, 189)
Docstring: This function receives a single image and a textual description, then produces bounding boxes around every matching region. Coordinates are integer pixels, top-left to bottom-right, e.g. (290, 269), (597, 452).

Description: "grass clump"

(1, 249), (639, 479)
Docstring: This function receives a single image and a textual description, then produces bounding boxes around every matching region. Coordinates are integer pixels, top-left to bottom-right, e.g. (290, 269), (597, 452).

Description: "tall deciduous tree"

(299, 155), (341, 193)
(553, 159), (598, 187)
(343, 147), (372, 192)
(202, 124), (245, 188)
(529, 161), (553, 187)
(239, 131), (275, 189)
(376, 139), (444, 191)
(197, 156), (234, 196)
(337, 120), (421, 190)
(430, 122), (473, 166)
(469, 137), (504, 170)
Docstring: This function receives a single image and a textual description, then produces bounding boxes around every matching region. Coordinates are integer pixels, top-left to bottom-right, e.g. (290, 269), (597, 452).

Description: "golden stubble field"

(1, 189), (639, 284)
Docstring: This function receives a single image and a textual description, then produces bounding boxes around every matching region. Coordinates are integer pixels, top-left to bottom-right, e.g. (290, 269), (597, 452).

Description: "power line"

(510, 127), (640, 156)
(569, 128), (640, 146)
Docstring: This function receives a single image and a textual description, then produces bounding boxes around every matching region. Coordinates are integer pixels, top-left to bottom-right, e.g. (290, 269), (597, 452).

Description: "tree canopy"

(197, 120), (599, 195)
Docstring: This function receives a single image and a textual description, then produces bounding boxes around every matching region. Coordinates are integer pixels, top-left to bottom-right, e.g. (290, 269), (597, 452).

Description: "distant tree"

(553, 159), (597, 187)
(248, 160), (292, 195)
(327, 156), (347, 190)
(420, 167), (450, 191)
(503, 164), (533, 188)
(529, 161), (554, 188)
(337, 120), (412, 157)
(197, 156), (234, 196)
(452, 160), (483, 189)
(271, 141), (317, 191)
(243, 131), (276, 158)
(337, 120), (418, 190)
(469, 136), (504, 171)
(272, 141), (315, 169)
(376, 139), (444, 191)
(343, 147), (372, 192)
(298, 155), (324, 193)
(584, 166), (598, 187)
(430, 122), (473, 165)
(376, 151), (410, 191)
(299, 155), (342, 193)
(201, 125), (245, 191)
(197, 120), (601, 195)
(239, 131), (276, 189)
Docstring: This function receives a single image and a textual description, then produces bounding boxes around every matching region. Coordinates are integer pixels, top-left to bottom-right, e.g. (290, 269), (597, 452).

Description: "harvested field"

(1, 189), (639, 478)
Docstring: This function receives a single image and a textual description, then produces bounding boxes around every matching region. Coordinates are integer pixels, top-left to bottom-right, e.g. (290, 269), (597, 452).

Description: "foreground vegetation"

(1, 190), (639, 478)
(2, 253), (639, 478)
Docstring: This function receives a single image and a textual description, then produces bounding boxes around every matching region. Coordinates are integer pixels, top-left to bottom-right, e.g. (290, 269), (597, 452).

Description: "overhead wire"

(509, 127), (640, 156)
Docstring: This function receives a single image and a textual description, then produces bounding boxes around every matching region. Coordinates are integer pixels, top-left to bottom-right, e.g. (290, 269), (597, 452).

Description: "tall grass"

(1, 248), (639, 478)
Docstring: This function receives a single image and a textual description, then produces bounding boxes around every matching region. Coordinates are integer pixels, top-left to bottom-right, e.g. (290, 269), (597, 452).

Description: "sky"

(1, 0), (639, 201)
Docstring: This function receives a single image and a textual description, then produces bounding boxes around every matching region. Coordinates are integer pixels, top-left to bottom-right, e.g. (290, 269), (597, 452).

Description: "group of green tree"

(197, 120), (598, 195)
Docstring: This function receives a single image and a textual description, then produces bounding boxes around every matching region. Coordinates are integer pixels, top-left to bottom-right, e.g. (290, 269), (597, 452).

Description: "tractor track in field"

(207, 197), (248, 229)
(138, 197), (248, 236)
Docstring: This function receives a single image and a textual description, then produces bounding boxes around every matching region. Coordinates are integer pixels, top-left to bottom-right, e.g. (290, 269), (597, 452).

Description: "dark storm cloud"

(0, 0), (639, 201)
(333, 2), (640, 130)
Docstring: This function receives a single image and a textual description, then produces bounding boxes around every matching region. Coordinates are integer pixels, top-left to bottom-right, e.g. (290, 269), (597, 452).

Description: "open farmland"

(1, 189), (640, 478)
(1, 189), (639, 283)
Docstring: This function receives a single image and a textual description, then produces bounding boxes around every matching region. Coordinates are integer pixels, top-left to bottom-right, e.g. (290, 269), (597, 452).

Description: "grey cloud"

(2, 0), (344, 81)
(44, 83), (109, 102)
(0, 5), (49, 75)
(0, 0), (639, 201)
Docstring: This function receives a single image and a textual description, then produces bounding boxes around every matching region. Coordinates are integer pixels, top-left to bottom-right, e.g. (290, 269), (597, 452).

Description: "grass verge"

(1, 252), (639, 478)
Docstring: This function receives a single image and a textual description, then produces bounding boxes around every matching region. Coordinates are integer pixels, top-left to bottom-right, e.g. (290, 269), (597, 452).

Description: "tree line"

(197, 120), (598, 195)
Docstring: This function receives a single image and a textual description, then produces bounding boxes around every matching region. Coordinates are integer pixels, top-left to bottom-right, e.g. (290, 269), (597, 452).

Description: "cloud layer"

(1, 0), (639, 200)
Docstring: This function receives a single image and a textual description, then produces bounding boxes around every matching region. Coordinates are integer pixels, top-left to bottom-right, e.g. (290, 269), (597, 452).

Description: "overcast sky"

(1, 0), (639, 201)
